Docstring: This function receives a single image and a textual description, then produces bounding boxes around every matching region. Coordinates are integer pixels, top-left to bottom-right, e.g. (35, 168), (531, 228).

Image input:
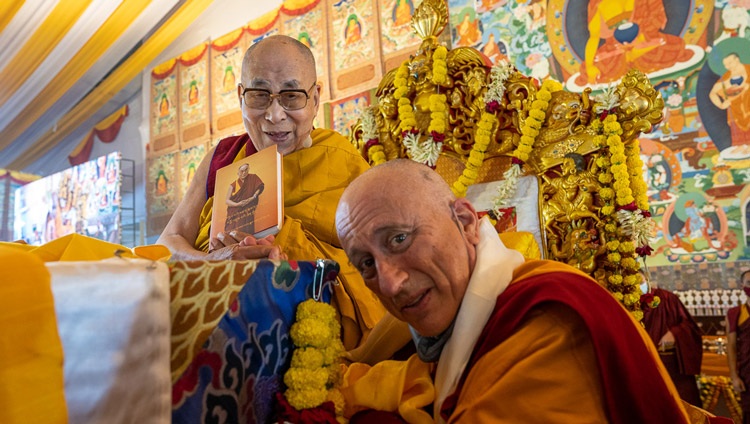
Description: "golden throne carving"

(351, 0), (664, 319)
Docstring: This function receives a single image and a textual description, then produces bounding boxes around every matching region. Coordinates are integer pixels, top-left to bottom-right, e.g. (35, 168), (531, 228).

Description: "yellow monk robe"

(0, 245), (67, 424)
(341, 258), (691, 423)
(195, 128), (385, 350)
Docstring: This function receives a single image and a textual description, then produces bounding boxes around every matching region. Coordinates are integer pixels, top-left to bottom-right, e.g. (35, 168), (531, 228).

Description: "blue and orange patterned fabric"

(171, 259), (339, 423)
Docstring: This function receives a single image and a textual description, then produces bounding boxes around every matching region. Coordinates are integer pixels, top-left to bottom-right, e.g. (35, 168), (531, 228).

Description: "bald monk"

(335, 159), (692, 423)
(157, 35), (383, 350)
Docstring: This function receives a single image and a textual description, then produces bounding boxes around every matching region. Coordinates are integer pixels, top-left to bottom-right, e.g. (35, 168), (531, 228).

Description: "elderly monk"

(335, 159), (691, 423)
(157, 35), (383, 350)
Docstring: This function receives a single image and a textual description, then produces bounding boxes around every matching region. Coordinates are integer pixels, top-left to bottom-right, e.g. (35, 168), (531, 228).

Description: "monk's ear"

(452, 198), (480, 245)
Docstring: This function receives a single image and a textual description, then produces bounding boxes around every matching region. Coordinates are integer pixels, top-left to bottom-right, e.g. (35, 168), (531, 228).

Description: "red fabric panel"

(93, 113), (127, 143)
(68, 131), (95, 166)
(442, 270), (688, 424)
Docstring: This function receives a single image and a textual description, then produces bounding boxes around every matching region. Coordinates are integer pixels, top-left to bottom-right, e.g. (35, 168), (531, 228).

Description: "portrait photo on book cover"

(210, 145), (282, 240)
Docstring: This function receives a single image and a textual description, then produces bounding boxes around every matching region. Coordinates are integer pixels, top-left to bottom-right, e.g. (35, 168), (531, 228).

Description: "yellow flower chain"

(699, 376), (742, 418)
(361, 107), (387, 166)
(393, 50), (449, 168)
(367, 144), (387, 165)
(452, 112), (494, 197)
(394, 63), (417, 133)
(432, 46), (448, 86)
(592, 112), (651, 319)
(428, 93), (448, 134)
(517, 80), (561, 162)
(492, 78), (562, 209)
(284, 299), (345, 413)
(626, 138), (649, 210)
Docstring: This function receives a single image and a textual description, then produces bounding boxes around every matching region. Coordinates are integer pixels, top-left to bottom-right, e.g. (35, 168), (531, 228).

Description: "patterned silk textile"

(171, 259), (338, 424)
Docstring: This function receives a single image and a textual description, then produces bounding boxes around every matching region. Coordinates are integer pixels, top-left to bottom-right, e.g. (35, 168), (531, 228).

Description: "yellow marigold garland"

(394, 53), (447, 167)
(283, 299), (345, 414)
(699, 376), (742, 420)
(591, 103), (655, 319)
(361, 107), (386, 166)
(451, 61), (512, 197)
(432, 46), (448, 86)
(452, 111), (493, 197)
(493, 78), (562, 210)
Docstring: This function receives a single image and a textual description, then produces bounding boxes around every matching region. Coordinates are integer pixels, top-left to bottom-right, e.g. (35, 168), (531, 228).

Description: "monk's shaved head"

(242, 35), (316, 84)
(338, 159), (455, 220)
(335, 159), (481, 337)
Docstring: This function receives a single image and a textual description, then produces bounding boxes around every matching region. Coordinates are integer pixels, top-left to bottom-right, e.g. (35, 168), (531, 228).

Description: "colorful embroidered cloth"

(171, 259), (338, 424)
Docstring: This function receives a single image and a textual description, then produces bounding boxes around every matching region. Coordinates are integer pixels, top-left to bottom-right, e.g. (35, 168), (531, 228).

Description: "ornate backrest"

(350, 0), (664, 319)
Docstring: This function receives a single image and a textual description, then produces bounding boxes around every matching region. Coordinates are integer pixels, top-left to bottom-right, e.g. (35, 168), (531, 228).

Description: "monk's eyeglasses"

(240, 83), (316, 111)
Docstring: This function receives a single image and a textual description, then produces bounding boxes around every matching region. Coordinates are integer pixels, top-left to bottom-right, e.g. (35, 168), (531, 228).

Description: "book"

(210, 145), (283, 240)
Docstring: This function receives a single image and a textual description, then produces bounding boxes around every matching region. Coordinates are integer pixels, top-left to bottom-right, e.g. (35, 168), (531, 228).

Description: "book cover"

(210, 145), (283, 240)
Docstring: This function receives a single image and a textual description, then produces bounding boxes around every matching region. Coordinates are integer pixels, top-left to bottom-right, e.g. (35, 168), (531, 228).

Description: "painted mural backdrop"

(446, 0), (750, 288)
(331, 0), (376, 71)
(282, 7), (327, 85)
(379, 0), (422, 54)
(179, 144), (206, 200)
(449, 0), (551, 76)
(329, 91), (372, 138)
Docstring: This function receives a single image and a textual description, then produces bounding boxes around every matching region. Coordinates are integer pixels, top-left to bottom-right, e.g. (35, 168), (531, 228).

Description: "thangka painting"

(448, 0), (550, 74)
(328, 90), (371, 138)
(146, 152), (178, 237)
(281, 0), (331, 100)
(545, 0), (708, 91)
(178, 43), (210, 149)
(448, 0), (482, 49)
(178, 144), (207, 201)
(211, 29), (247, 139)
(378, 0), (422, 70)
(436, 0), (750, 288)
(150, 59), (179, 156)
(534, 0), (750, 290)
(328, 0), (381, 97)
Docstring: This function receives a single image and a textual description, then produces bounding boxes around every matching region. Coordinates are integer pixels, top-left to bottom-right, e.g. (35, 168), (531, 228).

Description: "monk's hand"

(239, 234), (288, 260)
(732, 375), (746, 393)
(658, 330), (675, 351)
(209, 231), (245, 252)
(239, 233), (274, 247)
(205, 243), (281, 260)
